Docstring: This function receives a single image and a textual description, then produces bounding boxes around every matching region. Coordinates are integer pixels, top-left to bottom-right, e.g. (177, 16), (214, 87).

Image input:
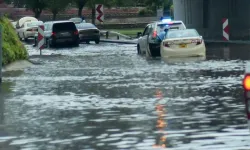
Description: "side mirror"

(137, 32), (142, 38)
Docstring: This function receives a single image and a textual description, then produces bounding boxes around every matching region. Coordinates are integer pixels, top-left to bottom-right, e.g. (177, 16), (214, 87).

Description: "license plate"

(60, 32), (70, 36)
(179, 44), (187, 48)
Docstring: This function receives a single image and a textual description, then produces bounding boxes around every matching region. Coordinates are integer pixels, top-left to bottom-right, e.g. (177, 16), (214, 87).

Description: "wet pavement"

(0, 41), (250, 150)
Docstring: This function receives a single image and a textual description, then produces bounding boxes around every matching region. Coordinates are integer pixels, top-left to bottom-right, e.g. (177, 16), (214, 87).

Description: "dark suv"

(37, 21), (80, 47)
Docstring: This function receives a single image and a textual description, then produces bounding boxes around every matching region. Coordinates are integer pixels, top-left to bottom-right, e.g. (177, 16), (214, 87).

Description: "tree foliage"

(4, 0), (173, 20)
(4, 0), (24, 7)
(71, 0), (87, 17)
(46, 0), (71, 20)
(24, 0), (47, 18)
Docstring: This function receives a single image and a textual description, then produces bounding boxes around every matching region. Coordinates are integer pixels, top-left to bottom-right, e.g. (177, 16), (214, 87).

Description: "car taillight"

(152, 31), (157, 38)
(243, 74), (250, 120)
(52, 32), (56, 36)
(244, 74), (250, 91)
(197, 39), (202, 45)
(74, 30), (79, 35)
(164, 42), (170, 47)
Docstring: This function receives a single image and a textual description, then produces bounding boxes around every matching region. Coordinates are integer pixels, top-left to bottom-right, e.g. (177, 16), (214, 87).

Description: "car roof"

(168, 28), (197, 32)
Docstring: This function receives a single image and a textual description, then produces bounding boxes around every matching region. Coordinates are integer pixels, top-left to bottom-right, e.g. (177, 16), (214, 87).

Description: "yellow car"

(160, 29), (206, 58)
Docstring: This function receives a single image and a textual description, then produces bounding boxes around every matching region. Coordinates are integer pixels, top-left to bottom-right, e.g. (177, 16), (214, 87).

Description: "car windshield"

(165, 29), (199, 39)
(76, 23), (96, 29)
(27, 21), (43, 27)
(44, 23), (52, 31)
(157, 22), (185, 33)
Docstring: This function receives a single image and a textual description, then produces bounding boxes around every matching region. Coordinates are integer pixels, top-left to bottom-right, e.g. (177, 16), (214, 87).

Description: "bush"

(138, 8), (154, 16)
(0, 16), (28, 65)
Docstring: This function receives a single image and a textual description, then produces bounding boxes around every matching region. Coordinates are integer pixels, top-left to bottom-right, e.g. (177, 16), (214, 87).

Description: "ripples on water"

(0, 43), (250, 150)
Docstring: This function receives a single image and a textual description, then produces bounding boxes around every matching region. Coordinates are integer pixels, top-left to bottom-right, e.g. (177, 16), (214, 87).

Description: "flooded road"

(0, 42), (250, 150)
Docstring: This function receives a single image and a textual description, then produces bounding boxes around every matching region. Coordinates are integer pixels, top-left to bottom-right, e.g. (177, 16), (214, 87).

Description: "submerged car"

(137, 20), (186, 57)
(15, 16), (38, 29)
(75, 23), (100, 44)
(160, 29), (206, 58)
(34, 21), (79, 47)
(17, 21), (43, 41)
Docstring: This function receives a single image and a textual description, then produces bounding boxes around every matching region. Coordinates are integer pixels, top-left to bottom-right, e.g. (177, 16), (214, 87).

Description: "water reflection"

(153, 89), (167, 148)
(162, 56), (206, 64)
(0, 85), (4, 124)
(0, 81), (14, 125)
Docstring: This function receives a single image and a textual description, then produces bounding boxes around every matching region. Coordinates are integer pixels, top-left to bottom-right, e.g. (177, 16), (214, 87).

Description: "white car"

(17, 21), (43, 41)
(243, 63), (250, 132)
(69, 17), (86, 24)
(137, 19), (186, 57)
(160, 29), (206, 58)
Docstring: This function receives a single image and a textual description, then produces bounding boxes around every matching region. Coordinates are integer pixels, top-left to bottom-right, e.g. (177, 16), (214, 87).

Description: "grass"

(0, 16), (28, 65)
(109, 28), (144, 36)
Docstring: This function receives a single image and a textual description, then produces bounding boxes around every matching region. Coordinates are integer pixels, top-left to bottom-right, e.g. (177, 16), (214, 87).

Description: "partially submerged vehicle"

(16, 16), (38, 29)
(69, 17), (86, 24)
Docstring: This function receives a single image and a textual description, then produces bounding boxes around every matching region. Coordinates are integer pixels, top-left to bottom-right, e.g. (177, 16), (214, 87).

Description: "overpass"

(173, 0), (250, 40)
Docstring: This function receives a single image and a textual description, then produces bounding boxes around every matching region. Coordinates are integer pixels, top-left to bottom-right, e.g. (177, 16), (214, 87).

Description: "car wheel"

(137, 44), (141, 55)
(95, 39), (100, 44)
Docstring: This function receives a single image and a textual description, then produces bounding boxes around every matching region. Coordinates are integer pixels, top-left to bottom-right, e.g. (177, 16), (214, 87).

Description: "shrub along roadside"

(0, 16), (28, 65)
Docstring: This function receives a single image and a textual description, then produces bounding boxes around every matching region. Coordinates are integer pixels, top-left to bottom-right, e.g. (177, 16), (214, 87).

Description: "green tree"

(4, 0), (24, 7)
(114, 0), (137, 7)
(145, 0), (162, 12)
(45, 0), (70, 20)
(24, 0), (47, 18)
(71, 0), (88, 17)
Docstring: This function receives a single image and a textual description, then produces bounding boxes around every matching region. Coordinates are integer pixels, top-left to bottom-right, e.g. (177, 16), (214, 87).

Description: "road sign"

(95, 4), (104, 23)
(222, 18), (229, 41)
(38, 25), (44, 55)
(0, 25), (2, 83)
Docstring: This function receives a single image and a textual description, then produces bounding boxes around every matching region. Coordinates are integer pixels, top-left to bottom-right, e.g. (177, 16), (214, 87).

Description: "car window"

(142, 25), (150, 36)
(44, 23), (52, 31)
(76, 23), (96, 29)
(157, 22), (185, 33)
(166, 29), (199, 39)
(52, 22), (76, 32)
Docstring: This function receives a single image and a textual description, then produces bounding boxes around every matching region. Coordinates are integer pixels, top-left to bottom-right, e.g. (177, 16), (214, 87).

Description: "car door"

(140, 25), (150, 53)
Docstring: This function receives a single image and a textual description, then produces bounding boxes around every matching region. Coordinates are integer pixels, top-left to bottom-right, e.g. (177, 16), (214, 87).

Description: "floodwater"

(0, 42), (250, 150)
